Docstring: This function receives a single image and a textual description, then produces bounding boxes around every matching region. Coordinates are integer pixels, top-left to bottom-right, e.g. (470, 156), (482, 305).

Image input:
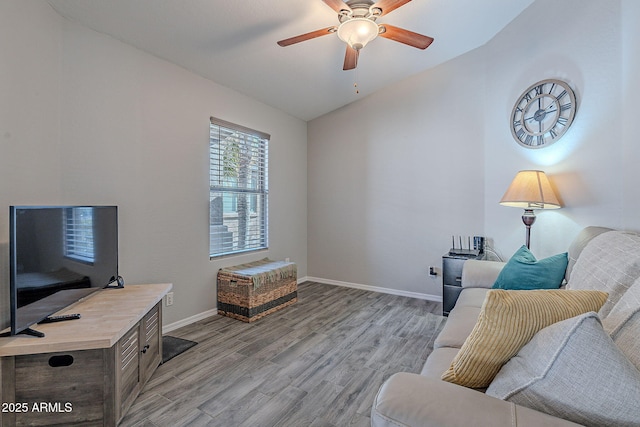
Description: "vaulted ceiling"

(47, 0), (534, 121)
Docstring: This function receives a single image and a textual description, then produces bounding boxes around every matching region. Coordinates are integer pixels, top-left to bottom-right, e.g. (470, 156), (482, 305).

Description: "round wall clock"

(510, 79), (577, 149)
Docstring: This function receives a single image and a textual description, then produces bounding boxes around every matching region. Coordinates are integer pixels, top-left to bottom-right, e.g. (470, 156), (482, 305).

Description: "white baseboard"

(162, 308), (217, 334)
(304, 276), (442, 302)
(162, 276), (315, 333)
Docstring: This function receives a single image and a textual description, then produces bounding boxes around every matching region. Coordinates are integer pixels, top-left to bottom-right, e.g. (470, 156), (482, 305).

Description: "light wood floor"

(120, 281), (445, 427)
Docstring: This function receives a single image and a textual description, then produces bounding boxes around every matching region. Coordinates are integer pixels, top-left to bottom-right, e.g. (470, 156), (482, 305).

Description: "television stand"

(0, 283), (172, 426)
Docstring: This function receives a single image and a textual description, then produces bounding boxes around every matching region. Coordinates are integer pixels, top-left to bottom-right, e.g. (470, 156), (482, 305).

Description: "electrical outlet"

(166, 292), (174, 306)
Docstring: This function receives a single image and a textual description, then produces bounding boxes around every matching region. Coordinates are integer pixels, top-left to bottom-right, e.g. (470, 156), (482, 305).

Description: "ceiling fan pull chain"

(354, 66), (359, 94)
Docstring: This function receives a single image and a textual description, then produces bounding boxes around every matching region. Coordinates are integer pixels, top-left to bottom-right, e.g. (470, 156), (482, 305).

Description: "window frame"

(209, 117), (269, 258)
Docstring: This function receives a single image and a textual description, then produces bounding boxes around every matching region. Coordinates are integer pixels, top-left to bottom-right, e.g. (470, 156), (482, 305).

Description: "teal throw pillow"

(492, 246), (568, 290)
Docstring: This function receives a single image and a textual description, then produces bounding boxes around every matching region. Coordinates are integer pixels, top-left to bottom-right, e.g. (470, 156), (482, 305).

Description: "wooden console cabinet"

(0, 283), (172, 427)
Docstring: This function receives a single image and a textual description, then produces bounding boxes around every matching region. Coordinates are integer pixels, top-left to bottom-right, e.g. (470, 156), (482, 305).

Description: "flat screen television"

(8, 206), (119, 337)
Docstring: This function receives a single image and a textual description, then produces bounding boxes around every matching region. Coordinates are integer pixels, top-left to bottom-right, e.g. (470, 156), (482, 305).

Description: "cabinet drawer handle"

(49, 355), (74, 367)
(455, 277), (462, 283)
(141, 344), (150, 354)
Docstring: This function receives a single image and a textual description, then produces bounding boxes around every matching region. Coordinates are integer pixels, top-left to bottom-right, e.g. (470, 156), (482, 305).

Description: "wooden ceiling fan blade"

(323, 0), (352, 13)
(277, 26), (337, 47)
(343, 46), (359, 70)
(379, 24), (434, 49)
(373, 0), (412, 16)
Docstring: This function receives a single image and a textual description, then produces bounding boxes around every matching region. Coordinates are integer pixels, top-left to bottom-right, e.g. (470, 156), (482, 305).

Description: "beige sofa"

(372, 227), (640, 426)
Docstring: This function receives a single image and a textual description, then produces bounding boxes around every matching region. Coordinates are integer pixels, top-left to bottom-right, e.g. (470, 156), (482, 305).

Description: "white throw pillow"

(567, 231), (640, 317)
(603, 276), (640, 370)
(486, 312), (640, 427)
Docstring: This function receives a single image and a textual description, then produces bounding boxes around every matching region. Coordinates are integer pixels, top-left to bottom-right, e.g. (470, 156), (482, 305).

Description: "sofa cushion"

(486, 312), (640, 427)
(461, 259), (505, 288)
(420, 347), (460, 379)
(568, 230), (640, 317)
(565, 226), (612, 282)
(454, 287), (489, 309)
(492, 246), (568, 290)
(371, 374), (580, 427)
(441, 289), (608, 389)
(434, 306), (481, 349)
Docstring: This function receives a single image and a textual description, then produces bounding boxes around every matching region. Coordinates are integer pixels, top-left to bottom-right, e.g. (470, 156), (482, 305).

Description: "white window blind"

(209, 117), (269, 257)
(64, 207), (95, 264)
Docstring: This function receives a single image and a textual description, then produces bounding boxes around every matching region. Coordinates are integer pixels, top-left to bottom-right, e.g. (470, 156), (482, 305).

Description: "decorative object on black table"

(449, 235), (484, 257)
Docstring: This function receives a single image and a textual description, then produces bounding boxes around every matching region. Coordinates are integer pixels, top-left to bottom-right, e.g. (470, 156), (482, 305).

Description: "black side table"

(442, 252), (484, 316)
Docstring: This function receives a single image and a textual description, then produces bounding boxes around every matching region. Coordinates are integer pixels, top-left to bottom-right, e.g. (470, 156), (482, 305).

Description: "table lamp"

(499, 170), (561, 249)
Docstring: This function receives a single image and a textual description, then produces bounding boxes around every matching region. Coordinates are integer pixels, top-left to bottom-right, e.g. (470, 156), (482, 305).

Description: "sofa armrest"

(371, 373), (581, 427)
(461, 259), (505, 288)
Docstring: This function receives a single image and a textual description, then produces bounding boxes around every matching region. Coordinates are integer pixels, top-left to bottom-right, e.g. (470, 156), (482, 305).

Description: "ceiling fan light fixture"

(337, 17), (379, 50)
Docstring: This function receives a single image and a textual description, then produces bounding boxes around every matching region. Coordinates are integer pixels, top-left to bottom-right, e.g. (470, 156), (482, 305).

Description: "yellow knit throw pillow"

(441, 289), (608, 389)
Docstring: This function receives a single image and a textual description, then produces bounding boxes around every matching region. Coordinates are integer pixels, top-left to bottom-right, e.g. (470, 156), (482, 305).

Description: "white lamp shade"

(337, 18), (379, 50)
(499, 170), (561, 209)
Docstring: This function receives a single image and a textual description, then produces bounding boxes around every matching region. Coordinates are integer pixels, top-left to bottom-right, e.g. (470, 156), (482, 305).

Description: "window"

(209, 117), (269, 257)
(64, 207), (95, 264)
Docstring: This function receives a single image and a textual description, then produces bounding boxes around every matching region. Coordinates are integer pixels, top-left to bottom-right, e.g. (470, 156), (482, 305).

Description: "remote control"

(39, 313), (81, 323)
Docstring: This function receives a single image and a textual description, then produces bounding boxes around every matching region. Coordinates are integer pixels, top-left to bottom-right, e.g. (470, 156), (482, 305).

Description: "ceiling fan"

(277, 0), (434, 71)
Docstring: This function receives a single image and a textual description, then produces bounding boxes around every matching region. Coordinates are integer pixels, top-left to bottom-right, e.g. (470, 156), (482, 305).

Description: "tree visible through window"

(209, 118), (269, 257)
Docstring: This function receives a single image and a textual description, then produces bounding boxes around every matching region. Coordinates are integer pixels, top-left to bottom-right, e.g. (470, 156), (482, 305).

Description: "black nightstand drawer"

(443, 257), (465, 287)
(443, 285), (463, 315)
(442, 252), (483, 316)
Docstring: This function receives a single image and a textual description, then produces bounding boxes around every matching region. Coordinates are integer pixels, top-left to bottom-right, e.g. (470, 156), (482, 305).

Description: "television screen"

(9, 206), (118, 336)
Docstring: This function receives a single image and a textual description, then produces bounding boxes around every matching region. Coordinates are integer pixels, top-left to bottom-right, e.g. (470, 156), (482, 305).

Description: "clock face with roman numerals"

(511, 79), (577, 149)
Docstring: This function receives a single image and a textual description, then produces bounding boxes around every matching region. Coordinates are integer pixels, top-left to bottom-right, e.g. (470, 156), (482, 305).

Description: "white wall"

(0, 0), (64, 328)
(308, 0), (639, 297)
(0, 0), (307, 328)
(484, 0), (624, 259)
(308, 48), (487, 298)
(622, 0), (640, 228)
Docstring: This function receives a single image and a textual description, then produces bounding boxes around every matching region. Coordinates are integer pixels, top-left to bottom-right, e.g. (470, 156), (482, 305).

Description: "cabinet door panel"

(118, 326), (140, 418)
(140, 303), (162, 383)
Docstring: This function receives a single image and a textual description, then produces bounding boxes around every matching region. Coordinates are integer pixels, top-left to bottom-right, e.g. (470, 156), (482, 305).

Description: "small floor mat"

(162, 336), (198, 363)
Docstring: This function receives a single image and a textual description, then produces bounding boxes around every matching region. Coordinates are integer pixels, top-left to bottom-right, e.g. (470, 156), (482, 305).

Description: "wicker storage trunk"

(217, 258), (297, 322)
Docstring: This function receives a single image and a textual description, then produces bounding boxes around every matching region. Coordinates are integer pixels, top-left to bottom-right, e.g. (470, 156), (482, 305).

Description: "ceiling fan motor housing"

(339, 1), (381, 21)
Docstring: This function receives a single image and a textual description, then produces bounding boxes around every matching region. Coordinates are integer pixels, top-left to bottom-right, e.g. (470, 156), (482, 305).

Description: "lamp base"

(522, 209), (536, 249)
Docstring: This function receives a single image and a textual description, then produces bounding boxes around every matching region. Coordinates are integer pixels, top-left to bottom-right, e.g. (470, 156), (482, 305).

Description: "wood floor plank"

(323, 366), (380, 426)
(207, 389), (272, 426)
(238, 385), (308, 427)
(118, 392), (173, 426)
(120, 281), (444, 427)
(198, 361), (282, 417)
(276, 380), (343, 427)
